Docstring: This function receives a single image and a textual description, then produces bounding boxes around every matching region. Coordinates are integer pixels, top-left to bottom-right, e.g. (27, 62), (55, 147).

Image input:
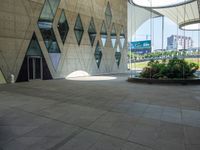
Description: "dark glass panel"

(111, 23), (117, 48)
(35, 58), (41, 79)
(115, 52), (121, 67)
(38, 0), (61, 53)
(120, 27), (126, 48)
(100, 21), (107, 47)
(58, 10), (69, 44)
(88, 17), (97, 47)
(94, 41), (102, 68)
(26, 33), (42, 56)
(74, 14), (84, 45)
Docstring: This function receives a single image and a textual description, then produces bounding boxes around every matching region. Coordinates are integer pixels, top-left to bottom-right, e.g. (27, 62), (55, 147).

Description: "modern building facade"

(167, 35), (193, 50)
(0, 0), (127, 83)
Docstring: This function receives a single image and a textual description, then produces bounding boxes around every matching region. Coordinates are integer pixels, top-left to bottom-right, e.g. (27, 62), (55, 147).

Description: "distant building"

(167, 35), (193, 50)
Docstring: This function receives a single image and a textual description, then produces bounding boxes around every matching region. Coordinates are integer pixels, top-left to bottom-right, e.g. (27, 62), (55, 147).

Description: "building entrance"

(28, 56), (43, 80)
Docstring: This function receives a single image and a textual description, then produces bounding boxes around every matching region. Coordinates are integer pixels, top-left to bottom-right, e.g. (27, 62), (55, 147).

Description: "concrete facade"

(0, 0), (127, 82)
(0, 69), (6, 84)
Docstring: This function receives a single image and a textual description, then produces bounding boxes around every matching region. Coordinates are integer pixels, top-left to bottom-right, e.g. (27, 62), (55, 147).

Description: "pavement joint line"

(9, 107), (154, 150)
(47, 128), (84, 150)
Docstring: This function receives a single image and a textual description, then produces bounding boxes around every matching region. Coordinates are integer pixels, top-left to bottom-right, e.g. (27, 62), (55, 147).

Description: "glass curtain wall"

(128, 2), (200, 79)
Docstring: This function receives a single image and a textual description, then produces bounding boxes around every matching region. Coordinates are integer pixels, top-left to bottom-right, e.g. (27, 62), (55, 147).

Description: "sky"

(133, 16), (200, 50)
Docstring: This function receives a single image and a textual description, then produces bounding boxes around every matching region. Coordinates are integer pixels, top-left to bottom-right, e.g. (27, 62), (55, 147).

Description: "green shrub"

(140, 58), (199, 79)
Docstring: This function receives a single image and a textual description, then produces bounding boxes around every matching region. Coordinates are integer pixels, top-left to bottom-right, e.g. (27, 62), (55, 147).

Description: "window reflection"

(100, 21), (107, 47)
(38, 0), (61, 53)
(74, 14), (84, 46)
(58, 10), (69, 44)
(88, 17), (97, 47)
(111, 23), (117, 48)
(115, 45), (121, 67)
(94, 41), (102, 68)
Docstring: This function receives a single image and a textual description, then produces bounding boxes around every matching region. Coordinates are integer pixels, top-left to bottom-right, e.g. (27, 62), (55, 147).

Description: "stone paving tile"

(185, 145), (200, 150)
(160, 106), (182, 124)
(111, 102), (148, 117)
(0, 75), (200, 150)
(0, 109), (51, 127)
(184, 126), (200, 145)
(153, 139), (185, 150)
(158, 122), (184, 143)
(0, 125), (36, 146)
(182, 110), (200, 127)
(57, 130), (101, 150)
(39, 103), (107, 128)
(143, 105), (163, 120)
(1, 137), (65, 150)
(57, 130), (152, 150)
(128, 118), (160, 148)
(23, 120), (80, 138)
(88, 112), (139, 139)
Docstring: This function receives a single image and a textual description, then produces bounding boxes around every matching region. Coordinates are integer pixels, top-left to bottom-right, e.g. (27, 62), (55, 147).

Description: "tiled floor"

(0, 74), (200, 150)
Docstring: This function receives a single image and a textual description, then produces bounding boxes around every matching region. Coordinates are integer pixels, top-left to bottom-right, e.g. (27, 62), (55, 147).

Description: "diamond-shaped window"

(38, 0), (61, 53)
(111, 23), (117, 48)
(38, 0), (61, 70)
(105, 2), (112, 28)
(74, 14), (84, 46)
(88, 17), (97, 47)
(115, 45), (121, 67)
(38, 24), (61, 53)
(100, 21), (107, 47)
(58, 10), (69, 44)
(39, 0), (54, 22)
(120, 27), (126, 48)
(94, 41), (102, 68)
(48, 0), (61, 15)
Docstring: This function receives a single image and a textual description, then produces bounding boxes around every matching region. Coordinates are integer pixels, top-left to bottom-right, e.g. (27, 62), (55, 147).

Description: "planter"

(127, 77), (200, 85)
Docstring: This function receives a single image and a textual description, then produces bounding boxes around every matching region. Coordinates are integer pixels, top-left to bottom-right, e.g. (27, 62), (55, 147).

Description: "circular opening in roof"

(129, 0), (194, 8)
(180, 22), (200, 31)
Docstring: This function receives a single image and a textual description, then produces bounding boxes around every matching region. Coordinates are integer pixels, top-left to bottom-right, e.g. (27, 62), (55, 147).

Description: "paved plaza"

(0, 74), (200, 150)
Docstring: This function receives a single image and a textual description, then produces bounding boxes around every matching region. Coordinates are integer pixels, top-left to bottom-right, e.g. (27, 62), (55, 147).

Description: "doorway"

(28, 56), (43, 80)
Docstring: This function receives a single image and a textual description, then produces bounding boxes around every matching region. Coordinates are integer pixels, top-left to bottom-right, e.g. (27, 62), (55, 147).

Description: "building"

(0, 0), (127, 83)
(167, 35), (193, 50)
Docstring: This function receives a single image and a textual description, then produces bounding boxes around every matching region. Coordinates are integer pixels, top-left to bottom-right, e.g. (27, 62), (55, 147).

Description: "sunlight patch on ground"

(66, 76), (117, 81)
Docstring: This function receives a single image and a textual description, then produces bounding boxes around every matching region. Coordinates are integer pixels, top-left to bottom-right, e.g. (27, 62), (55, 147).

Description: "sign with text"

(129, 40), (151, 54)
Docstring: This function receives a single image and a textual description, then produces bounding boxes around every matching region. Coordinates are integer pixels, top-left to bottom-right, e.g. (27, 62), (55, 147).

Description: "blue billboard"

(129, 40), (151, 54)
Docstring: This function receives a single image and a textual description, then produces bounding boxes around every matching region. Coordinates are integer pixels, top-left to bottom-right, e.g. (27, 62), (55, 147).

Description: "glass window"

(115, 45), (121, 67)
(120, 26), (126, 49)
(88, 17), (97, 47)
(26, 33), (42, 56)
(94, 41), (102, 68)
(58, 10), (69, 44)
(38, 0), (61, 53)
(111, 23), (117, 48)
(100, 21), (107, 47)
(74, 14), (84, 45)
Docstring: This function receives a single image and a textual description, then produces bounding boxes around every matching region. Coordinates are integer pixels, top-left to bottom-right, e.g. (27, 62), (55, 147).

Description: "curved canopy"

(129, 0), (195, 8)
(129, 0), (200, 30)
(180, 21), (200, 30)
(154, 0), (200, 30)
(128, 3), (160, 41)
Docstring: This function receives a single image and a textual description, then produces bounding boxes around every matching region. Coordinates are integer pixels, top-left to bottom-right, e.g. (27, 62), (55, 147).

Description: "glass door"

(28, 56), (43, 80)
